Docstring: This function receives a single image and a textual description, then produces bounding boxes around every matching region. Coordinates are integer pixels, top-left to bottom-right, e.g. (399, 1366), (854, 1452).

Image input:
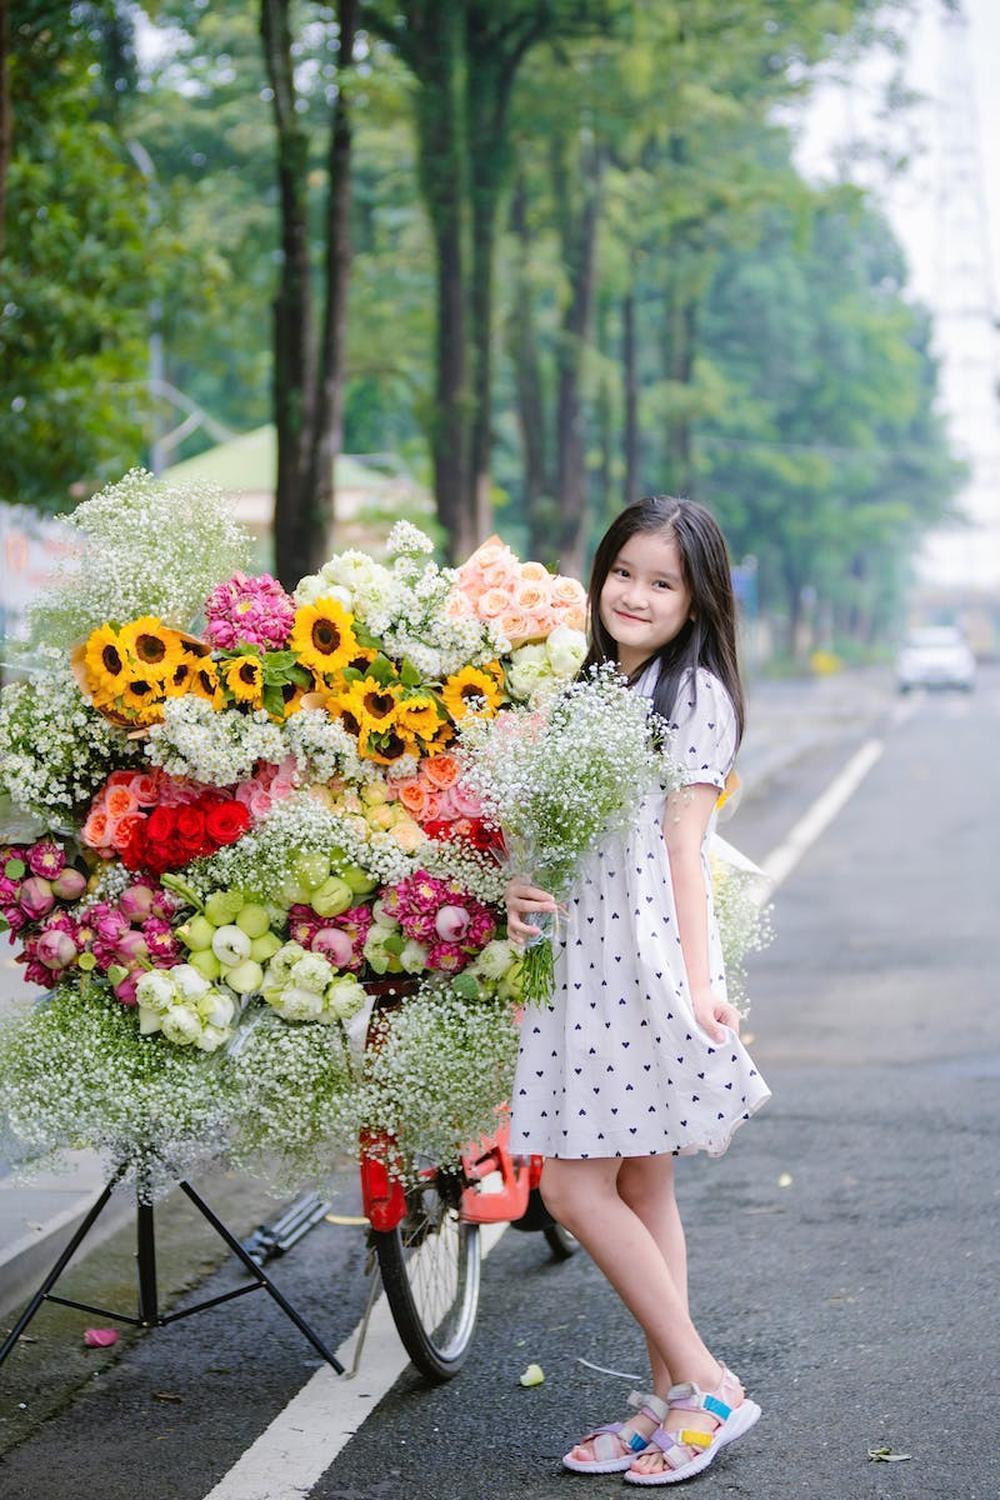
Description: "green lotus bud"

(250, 931), (282, 964)
(310, 875), (353, 919)
(295, 852), (330, 891)
(235, 903), (271, 939)
(178, 914), (217, 952)
(224, 958), (264, 995)
(204, 890), (244, 927)
(188, 948), (222, 982)
(341, 863), (378, 896)
(278, 876), (311, 907)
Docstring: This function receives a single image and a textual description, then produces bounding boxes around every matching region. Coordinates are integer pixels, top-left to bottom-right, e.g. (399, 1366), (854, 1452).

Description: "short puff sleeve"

(668, 669), (738, 791)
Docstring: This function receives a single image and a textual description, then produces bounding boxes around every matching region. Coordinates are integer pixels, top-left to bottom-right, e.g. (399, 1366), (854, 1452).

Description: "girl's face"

(598, 529), (693, 672)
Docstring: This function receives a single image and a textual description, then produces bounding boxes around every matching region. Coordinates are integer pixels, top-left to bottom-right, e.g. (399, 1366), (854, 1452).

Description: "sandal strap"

(627, 1389), (669, 1424)
(578, 1421), (649, 1460)
(647, 1425), (716, 1469)
(665, 1380), (732, 1422)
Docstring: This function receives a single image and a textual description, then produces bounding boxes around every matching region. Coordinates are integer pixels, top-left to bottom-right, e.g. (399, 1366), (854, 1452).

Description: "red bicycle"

(359, 981), (575, 1381)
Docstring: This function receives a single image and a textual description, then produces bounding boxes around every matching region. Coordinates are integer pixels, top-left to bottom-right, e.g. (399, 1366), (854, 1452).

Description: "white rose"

(197, 989), (236, 1029)
(195, 1023), (231, 1053)
(545, 624), (588, 678)
(135, 969), (176, 1013)
(264, 941), (306, 988)
(510, 643), (548, 667)
(160, 1005), (202, 1047)
(170, 964), (211, 1002)
(472, 938), (516, 981)
(326, 974), (367, 1021)
(507, 659), (553, 702)
(274, 985), (325, 1022)
(289, 952), (335, 993)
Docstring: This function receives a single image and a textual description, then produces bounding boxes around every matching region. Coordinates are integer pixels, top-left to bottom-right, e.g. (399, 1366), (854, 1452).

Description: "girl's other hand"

(505, 877), (557, 946)
(691, 986), (741, 1044)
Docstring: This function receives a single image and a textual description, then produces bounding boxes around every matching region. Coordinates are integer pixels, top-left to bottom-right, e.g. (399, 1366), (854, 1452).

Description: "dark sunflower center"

(238, 662), (259, 685)
(102, 644), (124, 675)
(129, 680), (153, 700)
(461, 683), (487, 702)
(341, 710), (361, 736)
(172, 664), (190, 688)
(197, 669), (215, 694)
(183, 639), (210, 659)
(311, 619), (341, 655)
(136, 634), (167, 665)
(364, 691), (395, 719)
(380, 730), (406, 759)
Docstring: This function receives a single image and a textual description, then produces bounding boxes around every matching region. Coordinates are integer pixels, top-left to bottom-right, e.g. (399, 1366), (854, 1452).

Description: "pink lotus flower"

(143, 917), (180, 964)
(113, 971), (141, 1006)
(28, 841), (66, 879)
(312, 927), (355, 968)
(115, 929), (149, 964)
(36, 928), (78, 970)
(19, 876), (55, 920)
(434, 904), (470, 942)
(119, 883), (155, 922)
(204, 571), (295, 651)
(52, 867), (87, 901)
(427, 940), (468, 973)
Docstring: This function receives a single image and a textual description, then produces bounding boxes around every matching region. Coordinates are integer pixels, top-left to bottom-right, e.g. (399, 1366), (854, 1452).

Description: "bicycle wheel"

(373, 1167), (481, 1381)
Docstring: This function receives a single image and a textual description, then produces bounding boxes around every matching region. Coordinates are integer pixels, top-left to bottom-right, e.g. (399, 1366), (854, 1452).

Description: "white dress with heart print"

(508, 660), (771, 1160)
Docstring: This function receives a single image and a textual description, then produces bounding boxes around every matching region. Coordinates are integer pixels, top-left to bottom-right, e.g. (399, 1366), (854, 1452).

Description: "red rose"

(205, 800), (250, 847)
(145, 806), (177, 846)
(174, 805), (207, 856)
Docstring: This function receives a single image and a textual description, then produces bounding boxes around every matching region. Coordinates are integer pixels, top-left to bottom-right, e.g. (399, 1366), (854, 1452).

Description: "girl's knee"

(539, 1161), (602, 1226)
(618, 1155), (676, 1209)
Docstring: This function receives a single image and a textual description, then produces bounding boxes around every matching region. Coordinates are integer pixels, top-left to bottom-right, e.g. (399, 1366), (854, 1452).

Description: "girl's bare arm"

(662, 784), (741, 1044)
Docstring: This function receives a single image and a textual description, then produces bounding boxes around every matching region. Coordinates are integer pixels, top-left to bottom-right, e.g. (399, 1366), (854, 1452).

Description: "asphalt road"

(1, 669), (998, 1500)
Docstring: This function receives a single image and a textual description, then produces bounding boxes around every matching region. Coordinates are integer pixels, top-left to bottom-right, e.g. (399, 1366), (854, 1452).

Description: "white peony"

(400, 938), (429, 973)
(326, 974), (367, 1021)
(507, 659), (554, 702)
(197, 989), (236, 1030)
(170, 965), (211, 1002)
(545, 624), (588, 678)
(161, 1005), (203, 1047)
(289, 952), (335, 994)
(273, 985), (325, 1022)
(135, 969), (176, 1012)
(470, 938), (517, 981)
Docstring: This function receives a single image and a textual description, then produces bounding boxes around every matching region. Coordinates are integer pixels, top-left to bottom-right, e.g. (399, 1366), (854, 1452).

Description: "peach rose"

(481, 558), (521, 591)
(82, 810), (110, 849)
(131, 773), (160, 806)
(106, 785), (138, 819)
(499, 610), (532, 643)
(423, 752), (460, 790)
(466, 538), (510, 572)
(422, 790), (443, 821)
(515, 579), (552, 613)
(552, 575), (587, 608)
(110, 814), (144, 852)
(561, 604), (587, 632)
(397, 780), (429, 818)
(446, 588), (477, 619)
(526, 610), (557, 639)
(519, 560), (550, 583)
(479, 586), (515, 619)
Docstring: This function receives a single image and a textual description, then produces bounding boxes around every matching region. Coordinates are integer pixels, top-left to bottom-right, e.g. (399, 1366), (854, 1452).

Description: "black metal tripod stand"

(0, 1166), (343, 1372)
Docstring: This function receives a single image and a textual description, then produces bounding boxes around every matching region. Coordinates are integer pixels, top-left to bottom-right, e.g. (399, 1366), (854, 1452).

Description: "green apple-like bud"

(250, 931), (282, 963)
(188, 948), (222, 982)
(278, 876), (311, 907)
(341, 863), (378, 896)
(204, 889), (245, 927)
(310, 875), (354, 919)
(295, 852), (330, 891)
(235, 902), (271, 939)
(178, 914), (217, 952)
(224, 958), (264, 995)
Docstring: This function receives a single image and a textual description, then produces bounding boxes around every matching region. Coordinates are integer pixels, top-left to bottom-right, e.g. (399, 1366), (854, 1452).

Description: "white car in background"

(896, 626), (976, 693)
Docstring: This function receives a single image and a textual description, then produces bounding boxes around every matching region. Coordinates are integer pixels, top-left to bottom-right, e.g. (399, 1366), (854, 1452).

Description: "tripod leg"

(178, 1181), (345, 1374)
(0, 1171), (124, 1368)
(135, 1199), (159, 1326)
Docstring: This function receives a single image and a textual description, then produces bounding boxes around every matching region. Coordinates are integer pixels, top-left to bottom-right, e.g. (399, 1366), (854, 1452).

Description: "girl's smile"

(599, 530), (693, 676)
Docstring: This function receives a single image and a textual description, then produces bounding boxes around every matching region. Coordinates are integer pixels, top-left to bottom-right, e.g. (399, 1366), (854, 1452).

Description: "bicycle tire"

(373, 1171), (481, 1381)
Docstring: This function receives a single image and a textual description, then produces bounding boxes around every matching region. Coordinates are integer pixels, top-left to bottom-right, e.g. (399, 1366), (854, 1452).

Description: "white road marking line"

(759, 737), (884, 894)
(203, 723), (893, 1499)
(201, 1220), (507, 1500)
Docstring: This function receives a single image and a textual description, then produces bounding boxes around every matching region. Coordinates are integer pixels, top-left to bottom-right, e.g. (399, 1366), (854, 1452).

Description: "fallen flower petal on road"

(518, 1363), (545, 1387)
(82, 1329), (118, 1349)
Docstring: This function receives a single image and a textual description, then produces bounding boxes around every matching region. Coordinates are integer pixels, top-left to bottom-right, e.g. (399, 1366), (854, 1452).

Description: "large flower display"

(0, 474), (592, 1188)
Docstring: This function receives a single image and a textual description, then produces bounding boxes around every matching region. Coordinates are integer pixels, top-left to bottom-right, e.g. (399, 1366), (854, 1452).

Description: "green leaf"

(365, 655), (396, 687)
(288, 664), (312, 688)
(399, 657), (422, 688)
(262, 684), (285, 718)
(383, 933), (405, 956)
(867, 1448), (912, 1463)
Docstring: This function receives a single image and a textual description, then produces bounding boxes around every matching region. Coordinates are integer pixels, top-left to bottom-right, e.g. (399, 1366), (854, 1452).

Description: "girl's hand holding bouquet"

(504, 876), (557, 946)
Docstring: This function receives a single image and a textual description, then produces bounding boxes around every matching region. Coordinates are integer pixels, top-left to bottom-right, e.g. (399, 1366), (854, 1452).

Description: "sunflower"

(122, 677), (164, 725)
(395, 694), (441, 743)
(180, 636), (211, 661)
(323, 689), (364, 740)
(188, 661), (226, 710)
(164, 659), (194, 697)
(83, 624), (129, 703)
(441, 664), (504, 722)
(342, 676), (402, 737)
(118, 617), (184, 684)
(423, 719), (456, 755)
(222, 654), (265, 707)
(280, 680), (308, 718)
(290, 598), (359, 677)
(358, 723), (410, 766)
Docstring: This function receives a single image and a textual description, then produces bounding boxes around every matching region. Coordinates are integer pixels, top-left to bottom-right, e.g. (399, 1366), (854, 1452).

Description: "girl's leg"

(540, 1157), (722, 1392)
(617, 1154), (689, 1394)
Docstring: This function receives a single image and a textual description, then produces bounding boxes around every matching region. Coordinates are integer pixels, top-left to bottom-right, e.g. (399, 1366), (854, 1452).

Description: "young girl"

(505, 496), (770, 1487)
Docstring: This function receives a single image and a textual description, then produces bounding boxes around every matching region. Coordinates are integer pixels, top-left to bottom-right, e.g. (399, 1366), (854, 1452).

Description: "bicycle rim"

(374, 1169), (481, 1381)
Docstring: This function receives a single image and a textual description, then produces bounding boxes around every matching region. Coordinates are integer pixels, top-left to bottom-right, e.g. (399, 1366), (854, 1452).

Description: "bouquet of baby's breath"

(458, 663), (677, 1003)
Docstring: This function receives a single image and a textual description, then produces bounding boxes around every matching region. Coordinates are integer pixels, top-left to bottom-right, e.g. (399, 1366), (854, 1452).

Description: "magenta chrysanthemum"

(204, 571), (296, 652)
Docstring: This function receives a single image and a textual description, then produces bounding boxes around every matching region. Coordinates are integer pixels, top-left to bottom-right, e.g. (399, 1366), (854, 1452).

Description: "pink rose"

(249, 791), (273, 819)
(499, 610), (532, 642)
(479, 586), (515, 619)
(515, 579), (552, 613)
(449, 781), (483, 818)
(525, 610), (557, 639)
(552, 574), (587, 607)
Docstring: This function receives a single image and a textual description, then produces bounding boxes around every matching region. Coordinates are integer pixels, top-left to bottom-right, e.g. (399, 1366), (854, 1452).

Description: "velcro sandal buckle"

(679, 1429), (714, 1450)
(703, 1393), (731, 1421)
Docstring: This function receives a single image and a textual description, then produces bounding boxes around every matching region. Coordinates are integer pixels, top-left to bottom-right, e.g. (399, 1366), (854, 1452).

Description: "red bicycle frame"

(360, 1121), (545, 1232)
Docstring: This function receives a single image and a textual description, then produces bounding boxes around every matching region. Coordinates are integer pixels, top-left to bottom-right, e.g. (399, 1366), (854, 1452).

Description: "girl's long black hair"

(579, 496), (746, 746)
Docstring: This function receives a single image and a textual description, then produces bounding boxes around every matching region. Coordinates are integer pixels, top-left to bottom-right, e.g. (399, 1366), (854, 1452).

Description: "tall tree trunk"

(622, 280), (639, 505)
(306, 0), (357, 563)
(595, 293), (613, 522)
(665, 276), (696, 497)
(553, 135), (604, 579)
(508, 174), (551, 554)
(261, 0), (315, 588)
(0, 2), (13, 256)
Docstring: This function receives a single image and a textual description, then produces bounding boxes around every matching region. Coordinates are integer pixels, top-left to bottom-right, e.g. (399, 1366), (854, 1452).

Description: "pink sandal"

(624, 1366), (760, 1486)
(562, 1389), (669, 1474)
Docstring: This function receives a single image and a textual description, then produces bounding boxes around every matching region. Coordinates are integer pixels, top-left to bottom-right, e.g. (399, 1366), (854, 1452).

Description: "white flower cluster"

(282, 708), (371, 787)
(194, 791), (413, 904)
(419, 834), (509, 906)
(709, 850), (775, 1018)
(0, 985), (234, 1189)
(0, 651), (142, 826)
(261, 941), (368, 1026)
(356, 986), (519, 1179)
(26, 469), (251, 650)
(135, 964), (237, 1052)
(145, 699), (286, 787)
(459, 663), (675, 897)
(506, 624), (589, 704)
(297, 526), (507, 682)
